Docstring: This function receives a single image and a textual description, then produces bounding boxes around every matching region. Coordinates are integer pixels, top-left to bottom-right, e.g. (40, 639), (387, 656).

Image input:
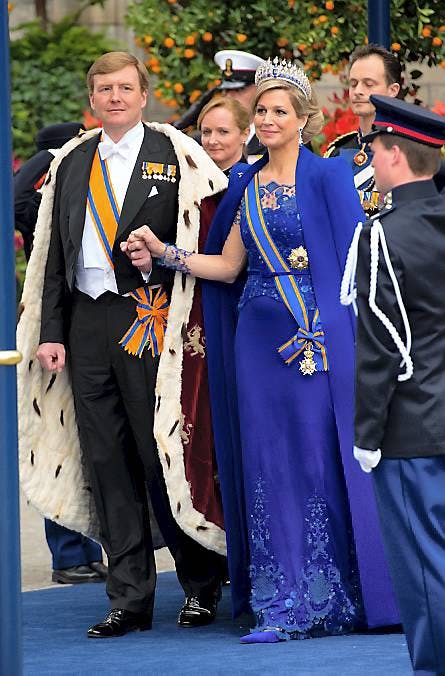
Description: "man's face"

(224, 84), (256, 116)
(89, 65), (147, 139)
(349, 55), (399, 121)
(370, 136), (396, 194)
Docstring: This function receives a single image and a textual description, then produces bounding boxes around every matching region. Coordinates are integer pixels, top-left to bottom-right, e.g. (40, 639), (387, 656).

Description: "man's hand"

(121, 225), (166, 258)
(353, 446), (382, 473)
(120, 232), (153, 273)
(36, 342), (66, 373)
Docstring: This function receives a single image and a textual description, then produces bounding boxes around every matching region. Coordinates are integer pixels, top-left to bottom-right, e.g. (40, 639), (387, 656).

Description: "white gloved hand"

(353, 446), (382, 473)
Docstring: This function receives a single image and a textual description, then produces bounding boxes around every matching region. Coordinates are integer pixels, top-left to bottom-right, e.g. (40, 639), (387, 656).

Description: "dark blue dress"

(235, 182), (363, 638)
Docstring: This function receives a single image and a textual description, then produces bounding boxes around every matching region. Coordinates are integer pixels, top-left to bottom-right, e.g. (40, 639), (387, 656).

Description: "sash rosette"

(119, 286), (169, 358)
(245, 174), (328, 375)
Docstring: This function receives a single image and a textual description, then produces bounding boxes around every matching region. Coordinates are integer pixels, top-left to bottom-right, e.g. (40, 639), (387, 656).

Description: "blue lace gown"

(235, 182), (364, 638)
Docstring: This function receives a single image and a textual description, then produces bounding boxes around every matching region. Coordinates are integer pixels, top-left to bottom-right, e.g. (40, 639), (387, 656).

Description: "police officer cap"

(214, 50), (265, 90)
(36, 122), (85, 152)
(362, 95), (445, 148)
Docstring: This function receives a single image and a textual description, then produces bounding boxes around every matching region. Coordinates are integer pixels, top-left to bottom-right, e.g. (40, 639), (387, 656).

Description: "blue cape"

(202, 146), (399, 626)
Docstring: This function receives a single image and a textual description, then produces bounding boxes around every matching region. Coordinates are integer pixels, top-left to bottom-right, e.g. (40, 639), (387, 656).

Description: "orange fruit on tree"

(421, 26), (432, 37)
(325, 0), (334, 9)
(184, 49), (196, 59)
(202, 32), (213, 42)
(432, 36), (443, 47)
(185, 36), (195, 46)
(236, 33), (247, 43)
(189, 90), (202, 103)
(277, 37), (289, 47)
(391, 42), (401, 51)
(164, 37), (175, 48)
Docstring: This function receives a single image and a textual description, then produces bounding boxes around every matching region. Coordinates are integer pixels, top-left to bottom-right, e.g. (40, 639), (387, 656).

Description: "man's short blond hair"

(87, 52), (149, 94)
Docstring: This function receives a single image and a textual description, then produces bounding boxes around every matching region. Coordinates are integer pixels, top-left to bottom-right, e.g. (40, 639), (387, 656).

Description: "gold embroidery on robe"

(180, 412), (193, 445)
(184, 324), (206, 358)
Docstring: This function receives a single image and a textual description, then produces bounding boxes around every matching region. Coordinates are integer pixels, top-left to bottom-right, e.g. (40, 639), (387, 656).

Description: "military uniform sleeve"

(354, 221), (406, 450)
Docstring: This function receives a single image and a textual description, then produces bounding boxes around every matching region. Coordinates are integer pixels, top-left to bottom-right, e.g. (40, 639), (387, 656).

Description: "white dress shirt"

(75, 121), (146, 299)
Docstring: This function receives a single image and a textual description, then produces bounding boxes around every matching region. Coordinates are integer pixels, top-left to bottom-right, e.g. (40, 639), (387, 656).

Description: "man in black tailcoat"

(32, 51), (227, 638)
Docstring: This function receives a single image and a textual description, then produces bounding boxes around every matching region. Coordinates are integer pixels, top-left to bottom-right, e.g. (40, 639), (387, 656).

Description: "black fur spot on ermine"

(169, 348), (176, 356)
(182, 273), (186, 291)
(30, 450), (34, 466)
(44, 171), (51, 186)
(46, 373), (57, 393)
(177, 502), (181, 513)
(185, 154), (198, 169)
(33, 399), (41, 416)
(156, 396), (161, 412)
(60, 409), (64, 426)
(183, 210), (191, 228)
(181, 323), (188, 341)
(168, 420), (179, 437)
(193, 200), (201, 212)
(197, 525), (208, 531)
(165, 453), (171, 469)
(28, 360), (33, 372)
(208, 179), (214, 190)
(55, 465), (62, 478)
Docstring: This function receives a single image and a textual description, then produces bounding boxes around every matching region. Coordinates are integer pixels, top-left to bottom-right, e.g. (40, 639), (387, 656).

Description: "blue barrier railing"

(0, 3), (23, 675)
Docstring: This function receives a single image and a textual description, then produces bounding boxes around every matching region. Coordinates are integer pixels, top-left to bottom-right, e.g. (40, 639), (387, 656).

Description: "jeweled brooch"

(288, 246), (309, 270)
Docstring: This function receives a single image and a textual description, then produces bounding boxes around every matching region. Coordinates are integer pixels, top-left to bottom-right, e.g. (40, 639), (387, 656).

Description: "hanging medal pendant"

(354, 146), (368, 167)
(299, 342), (317, 376)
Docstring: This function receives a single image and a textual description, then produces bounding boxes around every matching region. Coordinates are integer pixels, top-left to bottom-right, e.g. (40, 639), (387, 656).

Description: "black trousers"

(69, 290), (225, 616)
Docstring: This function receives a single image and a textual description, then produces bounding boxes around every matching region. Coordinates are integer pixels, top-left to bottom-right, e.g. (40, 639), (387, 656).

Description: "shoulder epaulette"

(324, 131), (358, 158)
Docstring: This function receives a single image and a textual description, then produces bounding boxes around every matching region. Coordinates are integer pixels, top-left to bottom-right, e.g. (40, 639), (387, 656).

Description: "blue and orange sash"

(87, 149), (121, 268)
(87, 147), (169, 358)
(244, 173), (328, 375)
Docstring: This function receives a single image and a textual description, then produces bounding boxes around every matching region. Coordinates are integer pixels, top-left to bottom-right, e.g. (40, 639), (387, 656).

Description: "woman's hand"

(121, 225), (166, 258)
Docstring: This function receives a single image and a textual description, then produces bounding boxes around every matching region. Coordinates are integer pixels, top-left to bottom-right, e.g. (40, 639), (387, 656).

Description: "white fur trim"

(17, 124), (228, 552)
(150, 124), (228, 555)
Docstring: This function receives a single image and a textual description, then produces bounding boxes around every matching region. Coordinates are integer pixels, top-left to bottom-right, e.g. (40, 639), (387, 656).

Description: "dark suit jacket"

(355, 179), (445, 458)
(14, 149), (53, 260)
(40, 126), (179, 344)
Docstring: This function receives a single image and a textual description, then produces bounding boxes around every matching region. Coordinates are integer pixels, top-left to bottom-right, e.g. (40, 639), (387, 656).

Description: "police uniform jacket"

(355, 179), (445, 458)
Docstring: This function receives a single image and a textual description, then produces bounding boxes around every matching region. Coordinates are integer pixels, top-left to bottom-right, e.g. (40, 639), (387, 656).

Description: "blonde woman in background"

(198, 97), (250, 176)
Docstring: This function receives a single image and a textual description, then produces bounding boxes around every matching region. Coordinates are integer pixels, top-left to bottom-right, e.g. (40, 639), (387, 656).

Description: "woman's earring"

(298, 127), (303, 145)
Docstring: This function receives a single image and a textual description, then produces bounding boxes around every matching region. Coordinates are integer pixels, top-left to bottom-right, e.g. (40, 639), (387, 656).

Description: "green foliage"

(10, 9), (118, 160)
(126, 0), (445, 113)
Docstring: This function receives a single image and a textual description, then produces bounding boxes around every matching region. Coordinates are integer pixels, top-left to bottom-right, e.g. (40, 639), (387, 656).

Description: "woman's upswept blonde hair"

(197, 96), (250, 133)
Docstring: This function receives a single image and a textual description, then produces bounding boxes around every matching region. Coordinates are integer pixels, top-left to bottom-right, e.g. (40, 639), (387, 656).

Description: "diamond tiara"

(255, 57), (312, 100)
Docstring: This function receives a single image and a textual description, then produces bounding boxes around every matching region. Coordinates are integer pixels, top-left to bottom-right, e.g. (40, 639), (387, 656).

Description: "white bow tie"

(98, 141), (130, 161)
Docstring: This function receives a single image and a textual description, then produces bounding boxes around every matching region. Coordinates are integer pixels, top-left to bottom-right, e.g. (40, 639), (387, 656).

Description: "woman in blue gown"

(124, 58), (399, 641)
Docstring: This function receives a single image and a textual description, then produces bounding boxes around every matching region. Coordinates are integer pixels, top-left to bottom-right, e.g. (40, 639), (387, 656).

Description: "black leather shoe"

(52, 565), (103, 584)
(88, 561), (108, 579)
(178, 595), (218, 627)
(87, 609), (152, 638)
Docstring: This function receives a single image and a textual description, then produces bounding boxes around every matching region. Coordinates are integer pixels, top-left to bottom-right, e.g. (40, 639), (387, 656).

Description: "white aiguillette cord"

(340, 219), (413, 382)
